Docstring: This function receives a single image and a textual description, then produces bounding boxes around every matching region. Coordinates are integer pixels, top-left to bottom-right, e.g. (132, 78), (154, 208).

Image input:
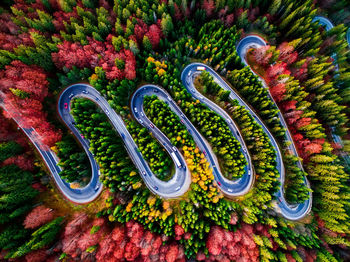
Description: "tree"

(161, 14), (173, 37)
(24, 249), (48, 262)
(13, 217), (63, 258)
(202, 0), (215, 17)
(142, 35), (152, 51)
(0, 61), (61, 147)
(145, 24), (162, 49)
(0, 141), (23, 162)
(23, 205), (55, 229)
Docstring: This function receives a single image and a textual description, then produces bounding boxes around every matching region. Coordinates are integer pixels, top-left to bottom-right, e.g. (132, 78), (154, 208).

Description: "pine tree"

(161, 14), (174, 37)
(143, 35), (152, 51)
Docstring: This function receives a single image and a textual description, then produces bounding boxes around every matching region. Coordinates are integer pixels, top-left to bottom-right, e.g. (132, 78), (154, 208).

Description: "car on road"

(217, 181), (221, 186)
(94, 184), (100, 191)
(197, 66), (206, 71)
(64, 103), (68, 109)
(82, 90), (88, 94)
(81, 134), (85, 139)
(150, 123), (154, 128)
(180, 119), (184, 124)
(134, 107), (138, 113)
(105, 110), (109, 115)
(153, 185), (158, 191)
(142, 171), (146, 176)
(140, 112), (144, 117)
(69, 93), (74, 98)
(228, 188), (233, 192)
(121, 133), (125, 139)
(172, 146), (177, 151)
(175, 186), (181, 191)
(203, 151), (206, 156)
(154, 89), (158, 93)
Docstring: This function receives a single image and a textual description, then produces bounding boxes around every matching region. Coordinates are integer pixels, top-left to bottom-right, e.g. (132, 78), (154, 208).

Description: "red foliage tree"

(253, 45), (272, 67)
(174, 224), (185, 240)
(270, 83), (287, 102)
(134, 22), (147, 42)
(25, 249), (48, 262)
(52, 36), (137, 81)
(145, 24), (162, 49)
(0, 32), (33, 51)
(277, 42), (298, 65)
(225, 14), (235, 27)
(165, 244), (179, 262)
(202, 0), (215, 17)
(295, 117), (312, 129)
(78, 218), (108, 251)
(61, 213), (90, 257)
(3, 154), (34, 171)
(0, 13), (19, 34)
(0, 61), (61, 147)
(174, 3), (183, 21)
(281, 100), (298, 112)
(304, 143), (323, 155)
(23, 205), (54, 229)
(206, 224), (259, 261)
(266, 62), (290, 80)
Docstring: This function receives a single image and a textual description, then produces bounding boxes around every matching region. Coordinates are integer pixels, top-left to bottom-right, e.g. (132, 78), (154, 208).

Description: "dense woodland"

(0, 0), (349, 261)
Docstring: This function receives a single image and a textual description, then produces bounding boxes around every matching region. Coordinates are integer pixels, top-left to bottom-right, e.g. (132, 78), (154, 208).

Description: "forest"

(0, 0), (349, 261)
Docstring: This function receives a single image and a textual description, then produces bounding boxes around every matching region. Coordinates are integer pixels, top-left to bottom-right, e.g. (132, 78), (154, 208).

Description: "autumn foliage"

(0, 61), (61, 147)
(52, 36), (136, 81)
(251, 43), (325, 159)
(24, 205), (55, 229)
(204, 224), (259, 261)
(59, 213), (186, 262)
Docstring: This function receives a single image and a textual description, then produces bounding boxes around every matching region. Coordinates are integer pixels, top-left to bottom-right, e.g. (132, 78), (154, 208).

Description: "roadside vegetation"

(56, 135), (91, 185)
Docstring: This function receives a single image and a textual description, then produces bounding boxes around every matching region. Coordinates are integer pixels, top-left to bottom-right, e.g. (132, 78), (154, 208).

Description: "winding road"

(132, 84), (254, 197)
(2, 44), (320, 220)
(0, 94), (103, 204)
(235, 37), (312, 220)
(59, 84), (191, 199)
